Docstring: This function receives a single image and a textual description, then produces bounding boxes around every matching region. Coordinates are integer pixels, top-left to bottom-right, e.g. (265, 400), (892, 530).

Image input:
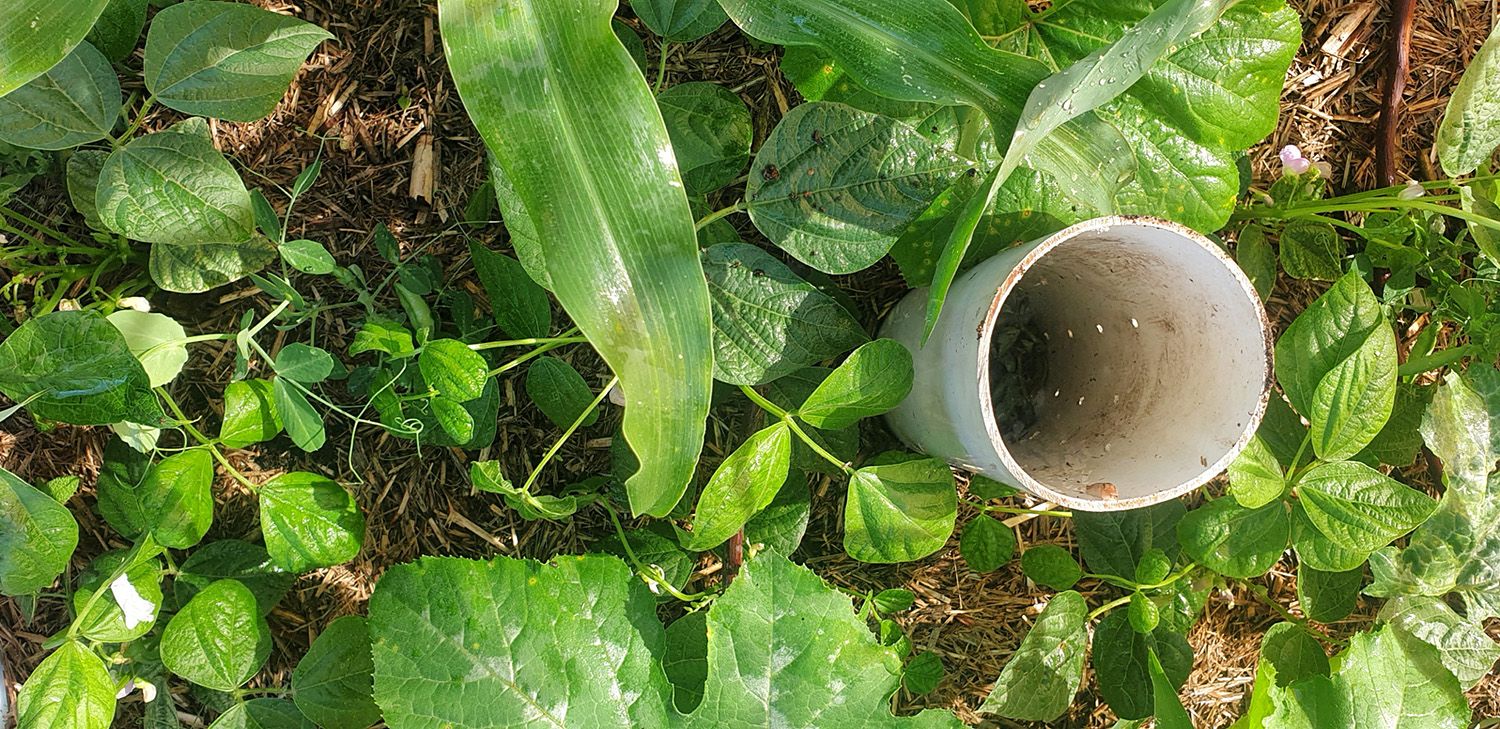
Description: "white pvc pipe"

(880, 216), (1273, 511)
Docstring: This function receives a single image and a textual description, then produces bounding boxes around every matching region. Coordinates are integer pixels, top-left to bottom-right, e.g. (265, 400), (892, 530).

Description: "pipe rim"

(974, 215), (1275, 511)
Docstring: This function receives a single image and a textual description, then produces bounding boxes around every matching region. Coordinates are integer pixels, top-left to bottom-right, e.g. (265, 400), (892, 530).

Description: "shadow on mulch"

(2, 0), (1497, 727)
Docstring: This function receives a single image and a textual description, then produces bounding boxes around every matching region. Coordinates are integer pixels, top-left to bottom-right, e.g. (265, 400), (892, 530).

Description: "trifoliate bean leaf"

(96, 448), (213, 549)
(175, 540), (293, 616)
(107, 310), (188, 388)
(959, 515), (1014, 573)
(633, 0), (728, 42)
(798, 338), (914, 429)
(682, 422), (792, 550)
(16, 641), (114, 729)
(0, 310), (164, 426)
(1177, 497), (1288, 579)
(220, 379), (282, 448)
(469, 241), (551, 339)
(525, 356), (599, 428)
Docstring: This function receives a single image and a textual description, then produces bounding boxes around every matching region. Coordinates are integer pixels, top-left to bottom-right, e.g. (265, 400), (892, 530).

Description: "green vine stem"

(695, 201), (746, 232)
(157, 388), (260, 491)
(64, 535), (161, 642)
(520, 375), (619, 492)
(737, 384), (854, 474)
(604, 501), (708, 604)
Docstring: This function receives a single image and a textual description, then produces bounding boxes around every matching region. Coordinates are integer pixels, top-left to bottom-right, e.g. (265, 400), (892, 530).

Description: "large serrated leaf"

(0, 0), (111, 97)
(1380, 595), (1500, 690)
(441, 0), (713, 518)
(703, 242), (868, 385)
(370, 551), (962, 728)
(0, 467), (79, 597)
(144, 1), (333, 122)
(0, 41), (120, 150)
(745, 102), (972, 274)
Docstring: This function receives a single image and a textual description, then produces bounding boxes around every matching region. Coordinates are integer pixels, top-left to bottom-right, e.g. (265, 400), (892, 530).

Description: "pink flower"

(1279, 145), (1312, 175)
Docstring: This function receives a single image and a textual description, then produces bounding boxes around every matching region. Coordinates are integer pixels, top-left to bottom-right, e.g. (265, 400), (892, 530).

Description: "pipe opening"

(984, 223), (1268, 505)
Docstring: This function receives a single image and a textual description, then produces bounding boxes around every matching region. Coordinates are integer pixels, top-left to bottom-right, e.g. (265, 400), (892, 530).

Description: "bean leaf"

(0, 467), (79, 596)
(525, 356), (600, 428)
(161, 579), (271, 691)
(681, 423), (793, 550)
(258, 472), (364, 572)
(1177, 497), (1288, 578)
(70, 550), (163, 642)
(979, 591), (1086, 721)
(658, 82), (752, 194)
(844, 458), (957, 563)
(442, 0), (714, 517)
(703, 242), (869, 385)
(960, 515), (1015, 573)
(107, 310), (189, 388)
(1437, 22), (1500, 176)
(87, 0), (149, 62)
(1297, 564), (1362, 624)
(745, 102), (971, 274)
(1275, 272), (1396, 461)
(1228, 435), (1286, 509)
(469, 241), (551, 339)
(1020, 544), (1082, 590)
(97, 119), (276, 293)
(220, 379), (282, 448)
(292, 616), (381, 729)
(97, 448), (214, 549)
(634, 0), (728, 42)
(274, 379), (326, 451)
(175, 540), (293, 616)
(144, 0), (333, 122)
(0, 41), (120, 150)
(16, 641), (115, 729)
(1296, 460), (1436, 556)
(275, 343), (335, 383)
(798, 338), (914, 429)
(1279, 220), (1344, 281)
(0, 310), (164, 426)
(208, 699), (314, 729)
(279, 238), (336, 274)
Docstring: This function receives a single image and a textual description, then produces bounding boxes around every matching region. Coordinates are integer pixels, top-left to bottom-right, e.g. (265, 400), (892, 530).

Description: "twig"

(1377, 0), (1416, 187)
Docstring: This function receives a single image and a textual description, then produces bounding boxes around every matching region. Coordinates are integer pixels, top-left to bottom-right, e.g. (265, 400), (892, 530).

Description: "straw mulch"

(1, 0), (1497, 727)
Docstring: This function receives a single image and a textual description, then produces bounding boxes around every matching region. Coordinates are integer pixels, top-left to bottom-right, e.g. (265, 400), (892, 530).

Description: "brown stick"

(725, 530), (745, 584)
(1377, 0), (1417, 187)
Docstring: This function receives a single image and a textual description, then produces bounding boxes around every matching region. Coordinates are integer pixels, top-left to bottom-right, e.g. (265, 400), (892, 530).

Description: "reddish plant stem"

(725, 530), (745, 584)
(1377, 0), (1417, 187)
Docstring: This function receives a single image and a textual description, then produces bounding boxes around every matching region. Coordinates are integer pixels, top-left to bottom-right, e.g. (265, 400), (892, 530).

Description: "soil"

(2, 0), (1498, 727)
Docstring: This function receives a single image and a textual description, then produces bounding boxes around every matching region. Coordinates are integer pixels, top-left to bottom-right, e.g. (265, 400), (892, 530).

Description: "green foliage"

(844, 458), (957, 563)
(292, 616), (381, 729)
(368, 550), (962, 727)
(16, 641), (115, 729)
(525, 356), (601, 429)
(1436, 22), (1500, 176)
(1178, 497), (1288, 578)
(1278, 221), (1343, 281)
(0, 467), (79, 596)
(658, 82), (752, 194)
(702, 242), (868, 386)
(108, 310), (189, 388)
(1092, 611), (1192, 721)
(97, 448), (213, 549)
(220, 379), (282, 448)
(257, 472), (365, 572)
(634, 0), (728, 42)
(1020, 544), (1083, 590)
(797, 338), (914, 429)
(70, 550), (162, 641)
(441, 0), (714, 518)
(87, 0), (148, 62)
(470, 461), (589, 521)
(745, 102), (971, 274)
(160, 579), (272, 691)
(959, 514), (1014, 572)
(98, 119), (276, 293)
(208, 700), (314, 729)
(143, 1), (333, 122)
(0, 310), (163, 425)
(681, 423), (792, 550)
(175, 540), (293, 616)
(0, 0), (110, 97)
(0, 41), (120, 151)
(1226, 436), (1286, 508)
(979, 591), (1087, 721)
(469, 241), (551, 339)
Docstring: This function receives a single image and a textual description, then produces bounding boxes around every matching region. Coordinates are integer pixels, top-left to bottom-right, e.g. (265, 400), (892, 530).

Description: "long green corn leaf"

(440, 0), (713, 517)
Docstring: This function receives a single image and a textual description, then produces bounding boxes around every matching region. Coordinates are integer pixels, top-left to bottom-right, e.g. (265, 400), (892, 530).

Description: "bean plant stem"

(157, 388), (260, 491)
(1246, 581), (1342, 647)
(118, 96), (156, 144)
(1087, 595), (1132, 621)
(695, 201), (746, 232)
(967, 499), (1072, 519)
(654, 42), (671, 93)
(738, 384), (853, 474)
(521, 375), (619, 493)
(469, 335), (588, 351)
(603, 501), (706, 602)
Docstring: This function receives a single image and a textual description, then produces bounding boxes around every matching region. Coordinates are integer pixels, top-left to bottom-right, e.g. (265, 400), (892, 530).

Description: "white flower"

(109, 574), (156, 629)
(117, 296), (152, 312)
(116, 680), (135, 700)
(608, 383), (627, 407)
(115, 679), (158, 703)
(1398, 179), (1425, 201)
(1278, 144), (1312, 175)
(57, 299), (80, 311)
